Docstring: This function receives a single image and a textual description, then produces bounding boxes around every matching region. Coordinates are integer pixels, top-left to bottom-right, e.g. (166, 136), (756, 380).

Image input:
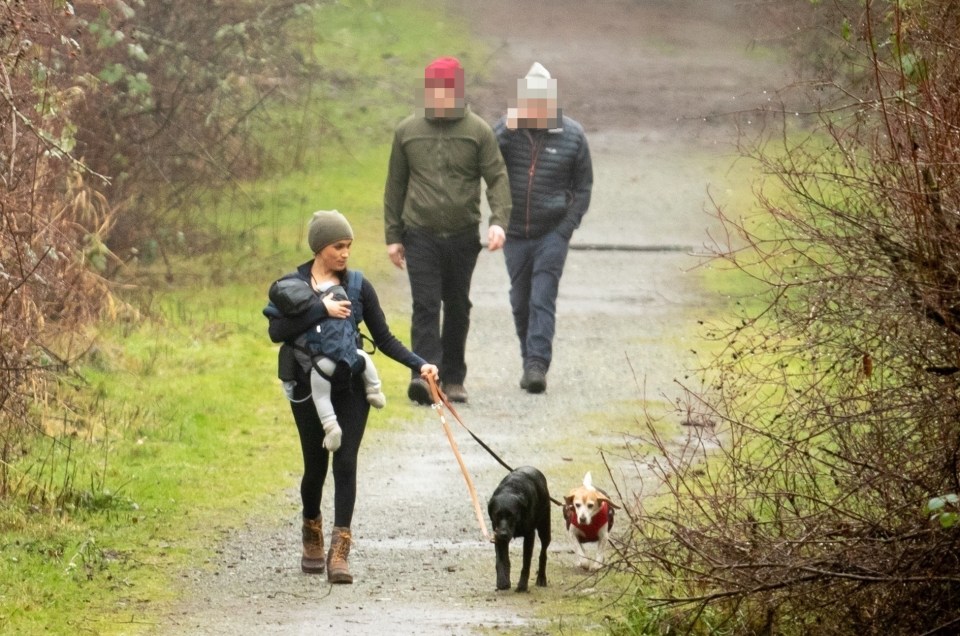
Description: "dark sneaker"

(522, 365), (546, 394)
(443, 383), (468, 403)
(407, 378), (432, 405)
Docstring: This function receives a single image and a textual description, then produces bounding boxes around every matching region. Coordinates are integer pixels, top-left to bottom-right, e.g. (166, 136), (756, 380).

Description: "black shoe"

(443, 383), (468, 403)
(521, 364), (546, 394)
(407, 378), (432, 405)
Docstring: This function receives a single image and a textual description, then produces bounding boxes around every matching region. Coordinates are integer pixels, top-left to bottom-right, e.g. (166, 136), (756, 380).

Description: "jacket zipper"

(438, 120), (447, 227)
(523, 130), (545, 238)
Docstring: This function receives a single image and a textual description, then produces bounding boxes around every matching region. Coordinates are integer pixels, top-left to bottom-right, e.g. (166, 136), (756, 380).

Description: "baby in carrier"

(268, 275), (385, 452)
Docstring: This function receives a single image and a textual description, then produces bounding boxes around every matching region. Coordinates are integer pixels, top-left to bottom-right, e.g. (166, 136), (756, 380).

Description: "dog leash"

(426, 376), (491, 541)
(425, 376), (566, 509)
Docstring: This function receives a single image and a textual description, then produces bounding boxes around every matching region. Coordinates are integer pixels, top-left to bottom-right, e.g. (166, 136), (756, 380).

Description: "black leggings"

(289, 371), (370, 527)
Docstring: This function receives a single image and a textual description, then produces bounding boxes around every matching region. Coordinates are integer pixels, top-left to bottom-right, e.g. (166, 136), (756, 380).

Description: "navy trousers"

(402, 226), (482, 384)
(503, 230), (570, 371)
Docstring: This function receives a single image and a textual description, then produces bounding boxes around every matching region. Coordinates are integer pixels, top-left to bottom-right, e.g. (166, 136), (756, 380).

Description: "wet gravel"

(152, 1), (789, 633)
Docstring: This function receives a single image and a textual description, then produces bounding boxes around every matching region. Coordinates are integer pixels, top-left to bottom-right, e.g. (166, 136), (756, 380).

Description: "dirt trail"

(154, 2), (787, 634)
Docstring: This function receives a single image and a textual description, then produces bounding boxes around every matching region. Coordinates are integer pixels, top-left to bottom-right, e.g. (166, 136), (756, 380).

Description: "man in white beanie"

(494, 62), (594, 393)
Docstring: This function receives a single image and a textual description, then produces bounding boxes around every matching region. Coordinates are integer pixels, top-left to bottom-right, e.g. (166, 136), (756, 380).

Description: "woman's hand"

(419, 363), (439, 383)
(321, 293), (352, 319)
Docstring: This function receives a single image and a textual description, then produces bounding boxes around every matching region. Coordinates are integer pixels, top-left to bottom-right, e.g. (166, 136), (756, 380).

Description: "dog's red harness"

(565, 500), (612, 543)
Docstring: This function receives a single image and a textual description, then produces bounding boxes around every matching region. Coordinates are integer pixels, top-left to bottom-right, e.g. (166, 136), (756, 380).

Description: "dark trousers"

(402, 226), (482, 384)
(290, 371), (370, 527)
(503, 230), (570, 370)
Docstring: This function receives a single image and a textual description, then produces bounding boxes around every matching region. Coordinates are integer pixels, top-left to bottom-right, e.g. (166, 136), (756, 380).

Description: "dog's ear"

(564, 493), (575, 505)
(597, 494), (622, 510)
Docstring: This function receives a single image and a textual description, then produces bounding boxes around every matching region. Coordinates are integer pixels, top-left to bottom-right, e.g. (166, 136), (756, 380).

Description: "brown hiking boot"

(327, 526), (353, 584)
(301, 515), (325, 574)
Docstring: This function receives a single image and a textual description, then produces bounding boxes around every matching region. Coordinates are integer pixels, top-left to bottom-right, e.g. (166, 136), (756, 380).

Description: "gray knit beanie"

(307, 209), (353, 253)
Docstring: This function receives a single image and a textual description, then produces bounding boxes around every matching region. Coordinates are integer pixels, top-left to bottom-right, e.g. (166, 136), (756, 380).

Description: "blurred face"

(317, 239), (352, 272)
(424, 85), (458, 111)
(516, 98), (558, 129)
(420, 75), (464, 118)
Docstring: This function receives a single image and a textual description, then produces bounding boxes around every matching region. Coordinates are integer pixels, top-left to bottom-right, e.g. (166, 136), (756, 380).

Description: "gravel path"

(154, 2), (788, 634)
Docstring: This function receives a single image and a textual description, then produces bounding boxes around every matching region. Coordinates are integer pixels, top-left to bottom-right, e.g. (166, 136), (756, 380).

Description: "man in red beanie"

(422, 56), (464, 117)
(384, 56), (512, 405)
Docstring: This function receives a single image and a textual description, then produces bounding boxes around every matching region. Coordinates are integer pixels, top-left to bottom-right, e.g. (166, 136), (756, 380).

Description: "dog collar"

(567, 500), (610, 543)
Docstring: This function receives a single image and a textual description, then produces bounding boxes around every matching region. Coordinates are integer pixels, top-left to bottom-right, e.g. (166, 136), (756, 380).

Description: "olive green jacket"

(383, 106), (512, 244)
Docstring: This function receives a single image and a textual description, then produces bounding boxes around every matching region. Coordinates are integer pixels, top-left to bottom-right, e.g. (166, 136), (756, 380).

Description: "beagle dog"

(564, 472), (618, 571)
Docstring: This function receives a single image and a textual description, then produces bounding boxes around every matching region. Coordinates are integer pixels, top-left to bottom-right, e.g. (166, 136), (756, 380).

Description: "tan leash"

(427, 377), (567, 509)
(426, 376), (491, 541)
(425, 379), (622, 544)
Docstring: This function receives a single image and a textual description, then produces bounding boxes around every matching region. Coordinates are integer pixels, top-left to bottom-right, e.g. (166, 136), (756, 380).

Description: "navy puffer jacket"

(493, 115), (593, 240)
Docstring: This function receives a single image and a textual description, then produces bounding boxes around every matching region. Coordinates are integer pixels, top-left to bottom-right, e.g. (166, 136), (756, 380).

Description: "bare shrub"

(59, 0), (324, 254)
(0, 1), (323, 496)
(618, 1), (960, 634)
(0, 2), (118, 494)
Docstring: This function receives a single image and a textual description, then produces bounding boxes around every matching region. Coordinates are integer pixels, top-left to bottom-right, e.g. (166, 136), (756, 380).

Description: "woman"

(265, 209), (438, 584)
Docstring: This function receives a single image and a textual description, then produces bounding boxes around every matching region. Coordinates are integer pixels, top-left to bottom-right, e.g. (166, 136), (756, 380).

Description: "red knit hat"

(424, 56), (463, 89)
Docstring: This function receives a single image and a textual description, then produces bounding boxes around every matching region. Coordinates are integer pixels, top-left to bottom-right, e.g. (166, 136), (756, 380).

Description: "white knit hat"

(517, 62), (557, 100)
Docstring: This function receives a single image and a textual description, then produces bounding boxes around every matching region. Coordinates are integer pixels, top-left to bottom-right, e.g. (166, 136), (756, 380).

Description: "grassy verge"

(0, 2), (487, 634)
(562, 153), (775, 636)
(593, 132), (865, 634)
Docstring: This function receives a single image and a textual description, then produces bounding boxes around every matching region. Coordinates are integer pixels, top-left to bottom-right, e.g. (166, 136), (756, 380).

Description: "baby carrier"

(269, 269), (368, 387)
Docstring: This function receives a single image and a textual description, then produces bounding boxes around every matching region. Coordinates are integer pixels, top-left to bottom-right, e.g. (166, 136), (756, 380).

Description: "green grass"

(0, 316), (299, 634)
(253, 0), (488, 180)
(0, 2), (489, 634)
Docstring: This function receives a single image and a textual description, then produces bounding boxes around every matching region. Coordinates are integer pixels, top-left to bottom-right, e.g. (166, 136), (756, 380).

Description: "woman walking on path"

(264, 210), (438, 584)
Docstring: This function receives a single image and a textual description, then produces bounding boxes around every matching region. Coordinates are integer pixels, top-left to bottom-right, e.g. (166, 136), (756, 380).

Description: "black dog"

(487, 466), (551, 592)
